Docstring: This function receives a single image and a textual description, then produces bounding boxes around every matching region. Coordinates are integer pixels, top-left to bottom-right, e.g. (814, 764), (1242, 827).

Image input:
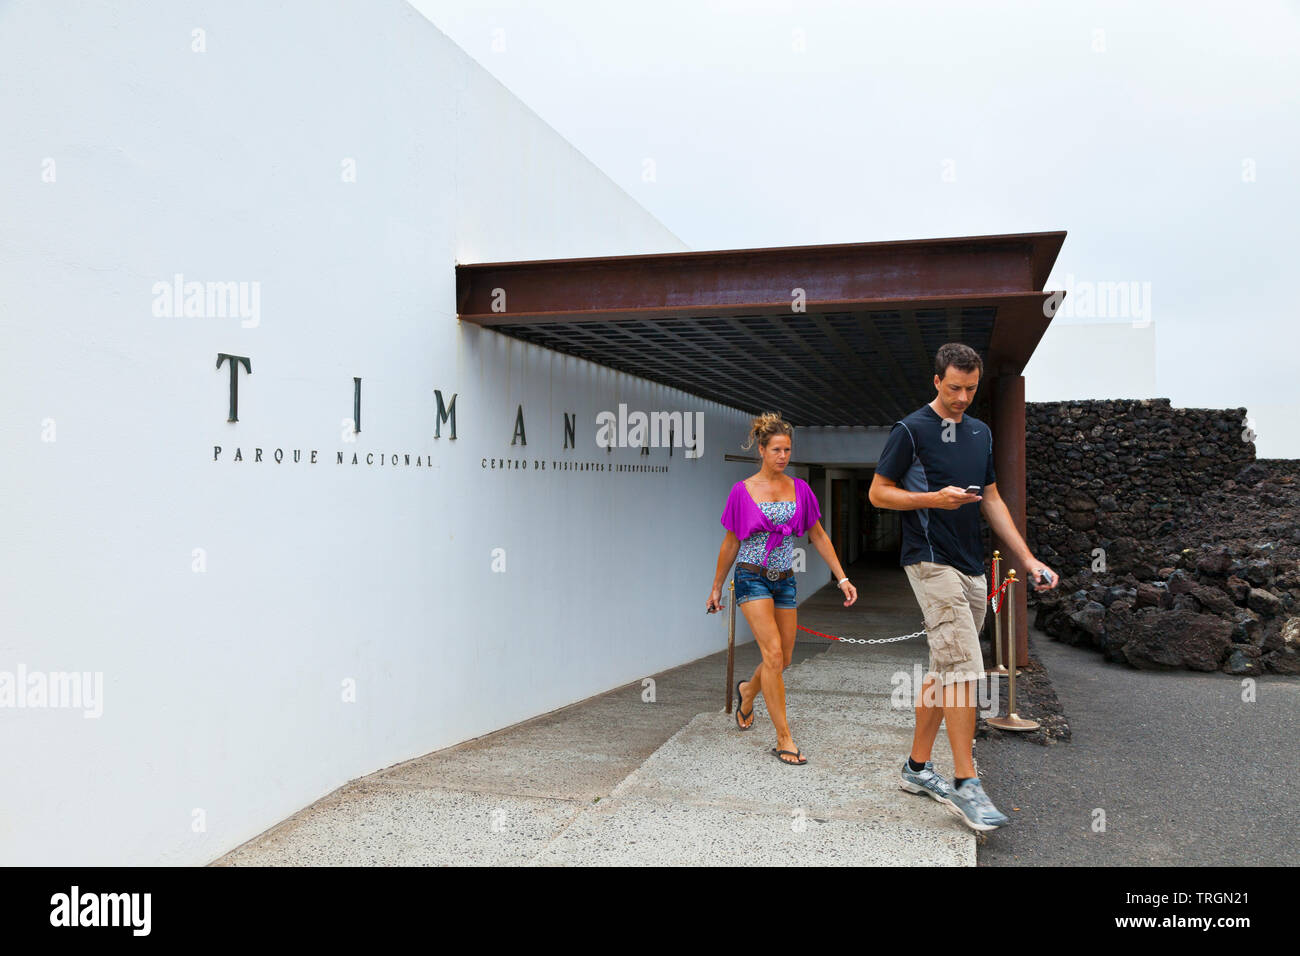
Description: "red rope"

(795, 624), (843, 640)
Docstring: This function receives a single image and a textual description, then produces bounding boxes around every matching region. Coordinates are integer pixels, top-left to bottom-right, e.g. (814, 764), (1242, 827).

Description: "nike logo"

(971, 430), (981, 435)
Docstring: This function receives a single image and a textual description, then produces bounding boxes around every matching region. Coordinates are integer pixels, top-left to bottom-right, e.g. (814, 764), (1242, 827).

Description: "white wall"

(0, 0), (771, 865)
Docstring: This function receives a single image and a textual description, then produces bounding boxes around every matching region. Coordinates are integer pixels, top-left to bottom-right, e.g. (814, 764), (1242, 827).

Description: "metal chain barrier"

(795, 623), (925, 645)
(792, 559), (1011, 646)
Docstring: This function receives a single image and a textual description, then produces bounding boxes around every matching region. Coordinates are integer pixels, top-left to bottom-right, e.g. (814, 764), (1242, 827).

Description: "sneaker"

(899, 759), (954, 807)
(947, 777), (1010, 831)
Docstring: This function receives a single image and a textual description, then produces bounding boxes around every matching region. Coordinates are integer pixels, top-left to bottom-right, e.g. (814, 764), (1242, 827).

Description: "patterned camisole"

(736, 500), (797, 571)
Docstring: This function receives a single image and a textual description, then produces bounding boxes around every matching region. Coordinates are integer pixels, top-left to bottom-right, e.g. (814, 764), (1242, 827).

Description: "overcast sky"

(409, 0), (1298, 457)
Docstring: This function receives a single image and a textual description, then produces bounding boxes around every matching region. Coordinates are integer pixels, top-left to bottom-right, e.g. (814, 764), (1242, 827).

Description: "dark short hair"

(934, 343), (983, 380)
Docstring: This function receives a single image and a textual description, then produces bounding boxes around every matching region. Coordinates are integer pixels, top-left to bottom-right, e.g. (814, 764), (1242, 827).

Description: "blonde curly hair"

(741, 412), (793, 451)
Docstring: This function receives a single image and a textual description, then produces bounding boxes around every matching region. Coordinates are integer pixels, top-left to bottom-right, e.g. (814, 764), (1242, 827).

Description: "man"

(869, 343), (1058, 831)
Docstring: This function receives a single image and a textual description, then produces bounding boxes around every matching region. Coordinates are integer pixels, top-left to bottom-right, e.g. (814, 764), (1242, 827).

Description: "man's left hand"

(1028, 562), (1059, 591)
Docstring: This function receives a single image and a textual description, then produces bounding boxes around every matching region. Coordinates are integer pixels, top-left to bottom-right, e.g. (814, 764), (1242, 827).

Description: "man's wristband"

(837, 576), (849, 586)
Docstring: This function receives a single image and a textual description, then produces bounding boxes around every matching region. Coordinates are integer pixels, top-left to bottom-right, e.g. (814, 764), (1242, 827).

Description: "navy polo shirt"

(874, 404), (996, 576)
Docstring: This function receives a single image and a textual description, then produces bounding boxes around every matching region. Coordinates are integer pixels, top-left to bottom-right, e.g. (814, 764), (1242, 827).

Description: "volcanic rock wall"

(1019, 399), (1299, 675)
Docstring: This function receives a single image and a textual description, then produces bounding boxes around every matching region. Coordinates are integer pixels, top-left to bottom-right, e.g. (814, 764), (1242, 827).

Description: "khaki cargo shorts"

(904, 560), (987, 686)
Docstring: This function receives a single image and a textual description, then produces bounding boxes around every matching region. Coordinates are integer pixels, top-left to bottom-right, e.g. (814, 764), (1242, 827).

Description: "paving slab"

(216, 782), (581, 866)
(607, 711), (963, 827)
(534, 797), (972, 866)
(374, 693), (705, 802)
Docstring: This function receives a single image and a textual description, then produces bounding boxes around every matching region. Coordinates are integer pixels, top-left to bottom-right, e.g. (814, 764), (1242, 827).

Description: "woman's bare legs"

(737, 605), (798, 728)
(736, 599), (802, 761)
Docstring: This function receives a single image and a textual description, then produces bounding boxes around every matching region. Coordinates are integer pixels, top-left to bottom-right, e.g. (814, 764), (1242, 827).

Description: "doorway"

(860, 468), (902, 566)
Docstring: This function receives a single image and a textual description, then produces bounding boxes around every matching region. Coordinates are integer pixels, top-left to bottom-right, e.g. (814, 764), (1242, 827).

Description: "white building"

(0, 1), (1064, 865)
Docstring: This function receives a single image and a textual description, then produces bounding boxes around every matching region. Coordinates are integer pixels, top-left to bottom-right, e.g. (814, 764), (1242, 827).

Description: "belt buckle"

(765, 567), (781, 582)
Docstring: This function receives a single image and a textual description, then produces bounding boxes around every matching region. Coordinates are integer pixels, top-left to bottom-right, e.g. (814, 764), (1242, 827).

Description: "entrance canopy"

(455, 231), (1066, 426)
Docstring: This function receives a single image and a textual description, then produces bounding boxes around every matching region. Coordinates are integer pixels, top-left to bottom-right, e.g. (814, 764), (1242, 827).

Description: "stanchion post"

(987, 570), (1039, 732)
(725, 580), (736, 714)
(990, 549), (1007, 676)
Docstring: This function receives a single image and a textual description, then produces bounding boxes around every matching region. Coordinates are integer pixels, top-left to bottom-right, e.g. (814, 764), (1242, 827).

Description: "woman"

(707, 413), (858, 765)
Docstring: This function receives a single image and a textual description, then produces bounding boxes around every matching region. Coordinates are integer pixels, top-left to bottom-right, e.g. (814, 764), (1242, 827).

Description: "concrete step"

(532, 643), (975, 865)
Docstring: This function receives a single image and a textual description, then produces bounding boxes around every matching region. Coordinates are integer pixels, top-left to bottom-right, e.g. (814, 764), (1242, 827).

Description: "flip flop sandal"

(734, 680), (754, 730)
(771, 748), (806, 765)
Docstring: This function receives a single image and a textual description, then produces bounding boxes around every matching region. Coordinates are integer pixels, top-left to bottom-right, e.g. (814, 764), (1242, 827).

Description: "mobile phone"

(1035, 568), (1054, 587)
(964, 485), (981, 495)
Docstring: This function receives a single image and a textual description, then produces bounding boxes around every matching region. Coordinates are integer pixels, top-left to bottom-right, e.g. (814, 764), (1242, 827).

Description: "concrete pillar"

(990, 373), (1029, 663)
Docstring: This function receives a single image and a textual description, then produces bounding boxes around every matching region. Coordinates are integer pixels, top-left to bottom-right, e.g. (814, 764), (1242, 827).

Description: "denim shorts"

(733, 566), (797, 609)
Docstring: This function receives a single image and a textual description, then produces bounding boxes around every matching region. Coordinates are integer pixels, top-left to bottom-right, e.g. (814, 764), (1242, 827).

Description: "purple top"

(720, 477), (822, 567)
